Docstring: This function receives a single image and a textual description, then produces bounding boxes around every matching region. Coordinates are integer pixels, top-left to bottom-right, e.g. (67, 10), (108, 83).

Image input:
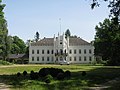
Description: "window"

(51, 50), (54, 54)
(79, 49), (81, 54)
(42, 57), (44, 61)
(84, 49), (86, 54)
(32, 57), (34, 61)
(74, 49), (76, 54)
(60, 57), (62, 61)
(47, 57), (49, 61)
(32, 50), (34, 54)
(74, 57), (76, 61)
(47, 50), (50, 54)
(51, 56), (54, 61)
(69, 57), (72, 61)
(37, 57), (39, 61)
(37, 50), (39, 54)
(79, 56), (81, 61)
(60, 40), (62, 44)
(64, 49), (66, 53)
(69, 49), (72, 54)
(42, 50), (44, 54)
(60, 49), (63, 54)
(84, 56), (86, 61)
(89, 56), (92, 61)
(56, 57), (58, 61)
(89, 49), (92, 54)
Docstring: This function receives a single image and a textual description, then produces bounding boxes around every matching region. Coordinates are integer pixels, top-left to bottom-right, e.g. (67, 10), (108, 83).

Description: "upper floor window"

(37, 50), (39, 54)
(89, 49), (92, 54)
(74, 49), (76, 54)
(69, 49), (72, 54)
(51, 50), (54, 54)
(84, 49), (86, 54)
(42, 50), (44, 54)
(79, 49), (81, 54)
(32, 50), (34, 54)
(47, 50), (50, 54)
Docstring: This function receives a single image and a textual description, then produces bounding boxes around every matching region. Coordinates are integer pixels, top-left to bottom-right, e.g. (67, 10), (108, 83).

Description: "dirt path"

(85, 77), (120, 90)
(0, 83), (10, 90)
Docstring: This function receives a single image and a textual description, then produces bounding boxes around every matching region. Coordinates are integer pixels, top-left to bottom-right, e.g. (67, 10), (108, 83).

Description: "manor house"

(29, 33), (94, 64)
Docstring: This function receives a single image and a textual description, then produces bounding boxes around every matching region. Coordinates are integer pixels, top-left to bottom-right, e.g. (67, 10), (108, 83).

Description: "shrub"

(57, 72), (64, 80)
(17, 72), (21, 77)
(81, 71), (86, 76)
(39, 68), (50, 77)
(64, 70), (71, 78)
(23, 71), (27, 76)
(44, 78), (51, 84)
(44, 74), (53, 84)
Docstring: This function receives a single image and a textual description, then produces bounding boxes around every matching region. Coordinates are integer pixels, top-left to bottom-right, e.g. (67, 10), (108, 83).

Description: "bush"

(39, 68), (50, 77)
(17, 72), (21, 77)
(23, 71), (27, 76)
(57, 73), (64, 80)
(30, 70), (37, 80)
(81, 71), (86, 76)
(64, 70), (71, 78)
(43, 74), (53, 84)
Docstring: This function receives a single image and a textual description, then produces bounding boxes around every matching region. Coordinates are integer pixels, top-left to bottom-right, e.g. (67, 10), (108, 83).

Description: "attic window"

(60, 42), (62, 44)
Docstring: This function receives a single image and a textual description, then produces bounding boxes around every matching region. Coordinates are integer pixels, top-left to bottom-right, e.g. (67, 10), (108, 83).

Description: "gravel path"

(0, 83), (10, 90)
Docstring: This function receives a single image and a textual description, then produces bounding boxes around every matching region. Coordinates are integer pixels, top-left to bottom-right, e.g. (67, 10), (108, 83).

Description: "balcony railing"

(55, 52), (68, 56)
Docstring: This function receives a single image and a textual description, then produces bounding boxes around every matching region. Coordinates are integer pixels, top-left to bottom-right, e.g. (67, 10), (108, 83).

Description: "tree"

(65, 29), (71, 38)
(0, 0), (10, 60)
(94, 18), (120, 65)
(91, 0), (120, 23)
(10, 36), (26, 54)
(35, 32), (39, 42)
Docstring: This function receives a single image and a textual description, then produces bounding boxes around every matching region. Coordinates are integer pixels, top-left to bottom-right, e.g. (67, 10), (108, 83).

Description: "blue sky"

(3, 0), (109, 42)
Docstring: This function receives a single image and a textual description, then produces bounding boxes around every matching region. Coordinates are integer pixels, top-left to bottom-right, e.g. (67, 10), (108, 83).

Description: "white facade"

(29, 33), (94, 64)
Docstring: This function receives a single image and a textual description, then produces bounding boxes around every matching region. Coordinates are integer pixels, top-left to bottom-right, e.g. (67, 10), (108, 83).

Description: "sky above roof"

(3, 0), (109, 42)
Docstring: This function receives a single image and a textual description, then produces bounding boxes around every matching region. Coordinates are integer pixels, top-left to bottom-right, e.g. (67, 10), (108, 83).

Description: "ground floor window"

(42, 57), (44, 61)
(84, 56), (86, 61)
(89, 56), (92, 61)
(32, 57), (34, 61)
(47, 57), (49, 61)
(69, 57), (72, 61)
(79, 56), (81, 61)
(37, 57), (39, 61)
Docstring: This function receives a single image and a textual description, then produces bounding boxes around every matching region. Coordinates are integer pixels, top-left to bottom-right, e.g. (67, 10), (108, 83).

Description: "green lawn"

(0, 64), (120, 90)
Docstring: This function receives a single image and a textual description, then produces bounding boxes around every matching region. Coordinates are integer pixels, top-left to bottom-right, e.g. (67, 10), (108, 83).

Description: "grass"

(0, 64), (120, 90)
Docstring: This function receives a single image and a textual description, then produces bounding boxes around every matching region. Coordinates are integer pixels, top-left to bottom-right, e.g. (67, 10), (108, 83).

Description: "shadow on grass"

(0, 66), (120, 90)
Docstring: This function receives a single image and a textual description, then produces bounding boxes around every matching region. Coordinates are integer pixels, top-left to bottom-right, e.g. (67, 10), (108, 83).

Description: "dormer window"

(60, 42), (62, 44)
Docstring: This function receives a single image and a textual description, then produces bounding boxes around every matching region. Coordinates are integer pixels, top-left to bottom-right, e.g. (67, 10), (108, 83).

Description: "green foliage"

(65, 29), (71, 37)
(35, 31), (40, 42)
(0, 60), (12, 65)
(10, 36), (26, 54)
(0, 0), (10, 60)
(94, 18), (120, 65)
(91, 0), (120, 21)
(0, 65), (120, 90)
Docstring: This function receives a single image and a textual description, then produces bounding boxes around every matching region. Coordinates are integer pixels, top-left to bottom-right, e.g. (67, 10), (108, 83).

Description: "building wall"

(68, 45), (94, 64)
(29, 45), (94, 64)
(29, 46), (54, 64)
